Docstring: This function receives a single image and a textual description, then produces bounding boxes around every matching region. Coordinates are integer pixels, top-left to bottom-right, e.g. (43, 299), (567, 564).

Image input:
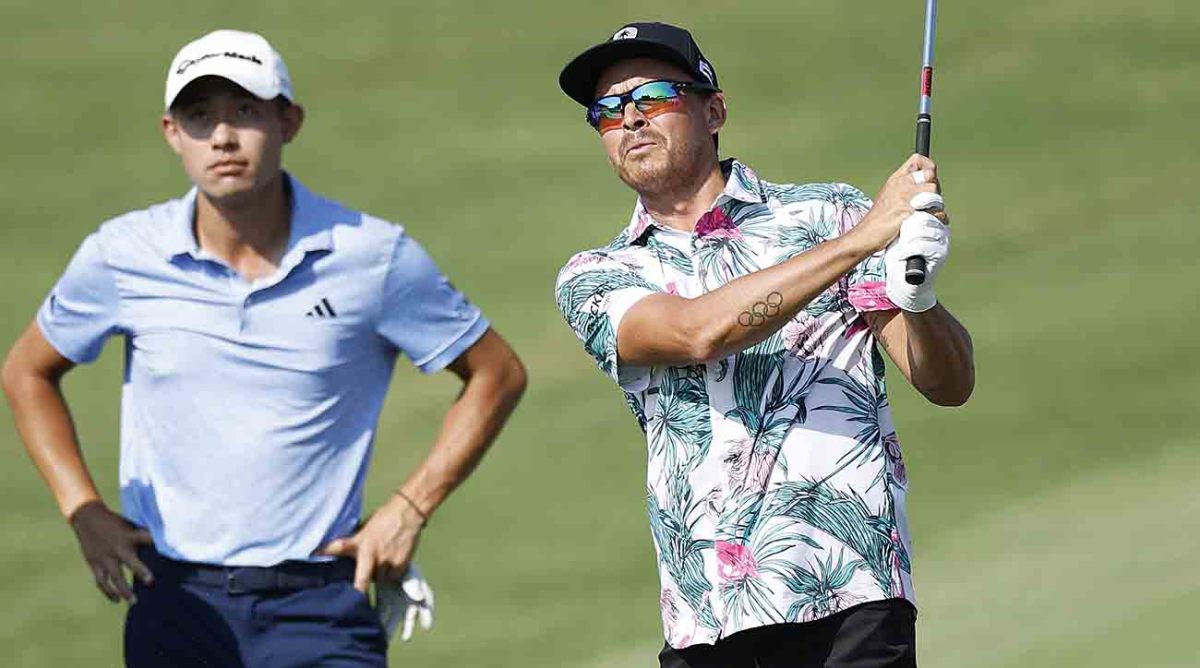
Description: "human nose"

(209, 119), (238, 150)
(622, 101), (648, 131)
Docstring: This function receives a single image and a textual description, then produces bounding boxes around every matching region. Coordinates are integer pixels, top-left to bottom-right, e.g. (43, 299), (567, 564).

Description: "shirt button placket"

(240, 292), (254, 333)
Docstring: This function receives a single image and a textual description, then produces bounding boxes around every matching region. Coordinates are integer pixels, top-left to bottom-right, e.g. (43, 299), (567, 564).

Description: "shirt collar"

(162, 172), (334, 261)
(618, 158), (767, 247)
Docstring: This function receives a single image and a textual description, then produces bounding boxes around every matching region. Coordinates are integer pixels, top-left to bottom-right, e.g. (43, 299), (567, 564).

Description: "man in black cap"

(555, 22), (974, 667)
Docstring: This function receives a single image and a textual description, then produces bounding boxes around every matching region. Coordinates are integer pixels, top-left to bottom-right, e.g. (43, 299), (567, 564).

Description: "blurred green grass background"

(2, 1), (1198, 666)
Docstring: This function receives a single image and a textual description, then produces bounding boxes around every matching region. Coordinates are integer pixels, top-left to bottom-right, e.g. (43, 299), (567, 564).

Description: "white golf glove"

(375, 563), (435, 643)
(884, 192), (950, 312)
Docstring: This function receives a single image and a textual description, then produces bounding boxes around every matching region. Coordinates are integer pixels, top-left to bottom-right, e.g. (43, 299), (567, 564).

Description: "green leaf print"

(812, 375), (888, 490)
(765, 478), (899, 592)
(781, 550), (867, 622)
(648, 478), (719, 631)
(646, 235), (694, 274)
(649, 365), (712, 470)
(555, 266), (656, 379)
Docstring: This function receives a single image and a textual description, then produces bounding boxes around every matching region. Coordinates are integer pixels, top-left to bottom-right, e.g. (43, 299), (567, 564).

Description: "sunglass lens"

(633, 81), (679, 105)
(634, 82), (683, 118)
(589, 96), (624, 132)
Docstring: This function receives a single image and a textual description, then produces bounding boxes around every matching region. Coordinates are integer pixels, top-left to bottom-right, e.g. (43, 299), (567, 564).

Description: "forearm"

(2, 372), (102, 519)
(397, 360), (525, 518)
(651, 231), (874, 364)
(900, 304), (975, 405)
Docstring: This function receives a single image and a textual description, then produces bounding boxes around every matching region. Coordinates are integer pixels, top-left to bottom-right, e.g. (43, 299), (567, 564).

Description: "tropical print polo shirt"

(554, 159), (912, 648)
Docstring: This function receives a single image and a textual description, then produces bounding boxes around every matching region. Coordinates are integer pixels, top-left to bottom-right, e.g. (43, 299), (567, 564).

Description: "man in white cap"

(2, 29), (527, 666)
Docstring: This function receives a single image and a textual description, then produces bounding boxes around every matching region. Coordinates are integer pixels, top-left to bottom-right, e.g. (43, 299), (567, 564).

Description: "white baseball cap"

(164, 29), (295, 110)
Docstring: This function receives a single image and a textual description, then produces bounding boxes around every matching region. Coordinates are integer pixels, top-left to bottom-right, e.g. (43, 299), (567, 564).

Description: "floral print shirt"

(555, 160), (913, 649)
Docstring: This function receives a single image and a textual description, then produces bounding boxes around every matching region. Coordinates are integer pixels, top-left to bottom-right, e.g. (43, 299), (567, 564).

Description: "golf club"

(905, 0), (937, 285)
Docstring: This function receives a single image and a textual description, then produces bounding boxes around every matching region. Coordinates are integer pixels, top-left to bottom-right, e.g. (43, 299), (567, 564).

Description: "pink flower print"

(832, 190), (867, 235)
(704, 226), (744, 242)
(665, 281), (680, 296)
(565, 253), (604, 272)
(716, 541), (759, 581)
(782, 315), (820, 358)
(883, 433), (907, 485)
(694, 207), (738, 237)
(845, 317), (870, 339)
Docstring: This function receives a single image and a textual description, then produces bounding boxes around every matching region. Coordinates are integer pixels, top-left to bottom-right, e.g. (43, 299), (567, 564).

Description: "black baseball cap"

(559, 22), (719, 106)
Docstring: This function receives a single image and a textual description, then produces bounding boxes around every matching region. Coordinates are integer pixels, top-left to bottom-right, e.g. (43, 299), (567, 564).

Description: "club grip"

(907, 112), (932, 285)
(915, 113), (931, 158)
(904, 256), (927, 285)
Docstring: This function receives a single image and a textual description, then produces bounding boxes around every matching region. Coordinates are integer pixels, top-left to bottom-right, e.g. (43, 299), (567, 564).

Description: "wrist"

(394, 489), (431, 528)
(62, 493), (104, 524)
(835, 226), (881, 266)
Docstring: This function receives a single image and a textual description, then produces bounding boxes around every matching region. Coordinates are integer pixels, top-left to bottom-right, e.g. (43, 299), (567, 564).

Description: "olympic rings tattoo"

(738, 291), (784, 328)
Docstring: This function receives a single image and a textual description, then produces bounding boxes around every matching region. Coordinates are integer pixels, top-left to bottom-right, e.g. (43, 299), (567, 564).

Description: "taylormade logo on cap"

(612, 26), (638, 40)
(175, 51), (263, 75)
(698, 60), (715, 85)
(164, 29), (295, 110)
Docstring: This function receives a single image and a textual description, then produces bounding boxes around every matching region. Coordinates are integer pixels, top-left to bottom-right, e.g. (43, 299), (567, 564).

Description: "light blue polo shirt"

(37, 174), (490, 566)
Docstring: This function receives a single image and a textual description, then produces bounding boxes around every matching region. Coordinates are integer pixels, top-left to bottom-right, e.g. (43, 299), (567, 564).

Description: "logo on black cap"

(612, 26), (638, 40)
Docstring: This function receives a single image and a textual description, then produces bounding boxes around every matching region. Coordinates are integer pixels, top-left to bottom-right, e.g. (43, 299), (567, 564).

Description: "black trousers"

(659, 599), (917, 668)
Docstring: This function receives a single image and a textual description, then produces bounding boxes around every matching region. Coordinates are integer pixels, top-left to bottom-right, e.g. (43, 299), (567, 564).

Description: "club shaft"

(919, 0), (936, 116)
(906, 0), (937, 286)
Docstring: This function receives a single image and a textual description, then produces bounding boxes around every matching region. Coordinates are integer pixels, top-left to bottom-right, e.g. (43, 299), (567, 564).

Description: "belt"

(141, 548), (356, 595)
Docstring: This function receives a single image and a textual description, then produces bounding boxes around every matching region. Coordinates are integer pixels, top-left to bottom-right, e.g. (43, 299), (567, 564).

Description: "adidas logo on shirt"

(305, 297), (338, 318)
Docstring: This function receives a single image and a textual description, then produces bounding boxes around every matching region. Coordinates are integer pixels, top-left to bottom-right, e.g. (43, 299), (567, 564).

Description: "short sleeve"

(36, 234), (122, 364)
(835, 184), (898, 313)
(375, 232), (489, 374)
(554, 251), (657, 393)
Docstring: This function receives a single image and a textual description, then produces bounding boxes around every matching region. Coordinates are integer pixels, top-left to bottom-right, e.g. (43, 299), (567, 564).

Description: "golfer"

(555, 22), (973, 667)
(2, 29), (526, 667)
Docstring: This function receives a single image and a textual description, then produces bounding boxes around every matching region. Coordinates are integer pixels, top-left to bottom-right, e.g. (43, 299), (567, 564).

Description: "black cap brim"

(559, 39), (699, 107)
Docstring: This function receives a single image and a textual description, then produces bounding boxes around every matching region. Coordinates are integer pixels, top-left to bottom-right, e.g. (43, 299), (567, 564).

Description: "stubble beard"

(616, 132), (711, 200)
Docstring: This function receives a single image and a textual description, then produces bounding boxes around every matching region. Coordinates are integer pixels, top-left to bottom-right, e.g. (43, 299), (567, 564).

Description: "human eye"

(236, 102), (260, 119)
(183, 105), (209, 122)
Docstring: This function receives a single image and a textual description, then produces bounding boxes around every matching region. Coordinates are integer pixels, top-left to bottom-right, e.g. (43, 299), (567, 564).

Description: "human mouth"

(624, 141), (657, 158)
(209, 160), (248, 175)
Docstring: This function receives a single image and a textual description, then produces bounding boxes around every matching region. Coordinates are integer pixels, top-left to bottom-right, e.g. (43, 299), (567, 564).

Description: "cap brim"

(164, 60), (284, 110)
(559, 39), (698, 107)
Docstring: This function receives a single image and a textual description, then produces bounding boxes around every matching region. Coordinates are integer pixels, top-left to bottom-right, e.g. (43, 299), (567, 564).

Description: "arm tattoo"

(737, 291), (784, 327)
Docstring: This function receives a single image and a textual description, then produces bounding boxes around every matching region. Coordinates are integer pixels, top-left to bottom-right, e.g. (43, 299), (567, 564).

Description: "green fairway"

(2, 1), (1197, 666)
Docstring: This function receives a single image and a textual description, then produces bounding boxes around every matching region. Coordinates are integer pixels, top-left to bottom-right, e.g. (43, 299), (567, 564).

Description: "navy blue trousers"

(124, 550), (387, 668)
